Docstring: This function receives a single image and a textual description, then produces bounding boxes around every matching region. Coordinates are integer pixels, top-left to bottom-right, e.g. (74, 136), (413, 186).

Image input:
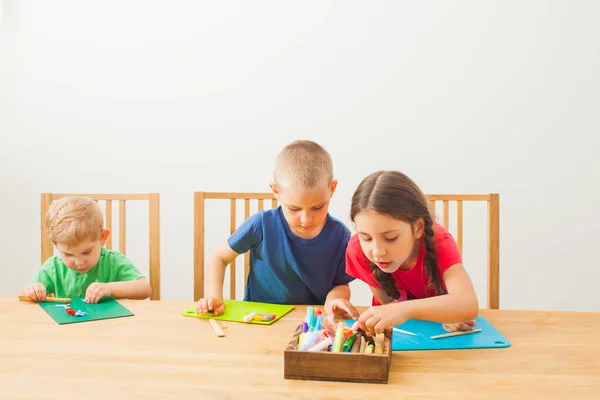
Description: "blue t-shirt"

(227, 207), (354, 305)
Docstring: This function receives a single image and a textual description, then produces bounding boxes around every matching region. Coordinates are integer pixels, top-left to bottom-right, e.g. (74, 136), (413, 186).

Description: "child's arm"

(85, 278), (151, 303)
(360, 264), (478, 334)
(402, 264), (478, 322)
(324, 284), (359, 319)
(195, 241), (239, 315)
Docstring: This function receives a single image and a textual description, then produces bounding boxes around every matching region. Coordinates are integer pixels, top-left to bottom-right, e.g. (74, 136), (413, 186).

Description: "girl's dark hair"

(350, 170), (443, 299)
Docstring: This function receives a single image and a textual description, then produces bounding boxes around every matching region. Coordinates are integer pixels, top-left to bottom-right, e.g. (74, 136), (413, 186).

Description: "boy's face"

(55, 229), (110, 274)
(271, 180), (338, 239)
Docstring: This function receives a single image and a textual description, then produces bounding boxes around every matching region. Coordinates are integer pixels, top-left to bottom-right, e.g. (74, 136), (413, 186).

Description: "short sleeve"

(113, 252), (144, 282)
(345, 234), (379, 288)
(434, 230), (463, 276)
(227, 212), (264, 254)
(331, 228), (355, 286)
(33, 257), (57, 294)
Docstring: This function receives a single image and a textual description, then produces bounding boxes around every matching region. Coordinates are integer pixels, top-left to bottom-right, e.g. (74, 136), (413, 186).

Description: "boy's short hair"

(273, 140), (334, 189)
(46, 196), (104, 248)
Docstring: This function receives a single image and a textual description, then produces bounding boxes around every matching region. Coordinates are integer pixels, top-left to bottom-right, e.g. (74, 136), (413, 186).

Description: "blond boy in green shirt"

(22, 196), (151, 303)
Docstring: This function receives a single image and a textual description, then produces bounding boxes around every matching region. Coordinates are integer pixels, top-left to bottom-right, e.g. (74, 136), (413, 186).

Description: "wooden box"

(284, 324), (393, 384)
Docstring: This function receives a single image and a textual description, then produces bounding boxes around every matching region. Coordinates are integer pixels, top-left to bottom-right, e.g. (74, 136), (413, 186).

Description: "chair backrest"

(41, 193), (161, 300)
(193, 192), (499, 309)
(194, 192), (277, 302)
(426, 194), (500, 309)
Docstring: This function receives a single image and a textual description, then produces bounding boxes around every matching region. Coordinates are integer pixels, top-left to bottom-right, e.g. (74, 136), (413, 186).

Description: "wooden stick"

(359, 336), (366, 353)
(392, 327), (417, 336)
(430, 329), (482, 340)
(18, 295), (71, 303)
(208, 318), (226, 337)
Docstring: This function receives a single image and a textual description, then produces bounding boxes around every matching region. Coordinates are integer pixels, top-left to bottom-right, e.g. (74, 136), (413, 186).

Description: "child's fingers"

(94, 287), (105, 303)
(358, 308), (373, 324)
(373, 320), (387, 335)
(362, 315), (380, 336)
(347, 303), (360, 319)
(26, 287), (38, 302)
(457, 322), (475, 331)
(36, 287), (46, 301)
(85, 283), (99, 303)
(88, 287), (101, 304)
(336, 302), (358, 320)
(207, 298), (214, 312)
(213, 302), (225, 316)
(195, 299), (205, 314)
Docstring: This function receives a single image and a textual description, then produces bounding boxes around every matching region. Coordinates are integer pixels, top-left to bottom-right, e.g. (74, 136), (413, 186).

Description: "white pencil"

(430, 329), (482, 340)
(392, 327), (417, 336)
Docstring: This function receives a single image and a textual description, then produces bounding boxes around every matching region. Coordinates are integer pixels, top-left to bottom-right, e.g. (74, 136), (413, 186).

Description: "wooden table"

(1, 299), (599, 399)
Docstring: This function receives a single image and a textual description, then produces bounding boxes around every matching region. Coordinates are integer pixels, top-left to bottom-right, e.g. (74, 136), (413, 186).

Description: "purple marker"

(302, 322), (309, 333)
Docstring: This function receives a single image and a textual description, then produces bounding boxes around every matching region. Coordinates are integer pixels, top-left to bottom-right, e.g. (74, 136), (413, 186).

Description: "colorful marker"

(341, 333), (357, 352)
(305, 307), (314, 323)
(307, 337), (332, 352)
(242, 312), (256, 322)
(332, 322), (345, 352)
(308, 315), (317, 332)
(253, 313), (276, 321)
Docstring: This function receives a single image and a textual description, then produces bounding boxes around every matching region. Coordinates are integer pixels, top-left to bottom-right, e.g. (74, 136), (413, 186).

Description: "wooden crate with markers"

(283, 307), (393, 384)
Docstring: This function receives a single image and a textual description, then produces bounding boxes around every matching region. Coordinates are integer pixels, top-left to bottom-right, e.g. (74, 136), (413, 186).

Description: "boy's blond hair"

(273, 140), (334, 189)
(46, 196), (104, 248)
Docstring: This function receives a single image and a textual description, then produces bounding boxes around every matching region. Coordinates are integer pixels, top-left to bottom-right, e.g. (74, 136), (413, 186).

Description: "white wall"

(1, 0), (598, 312)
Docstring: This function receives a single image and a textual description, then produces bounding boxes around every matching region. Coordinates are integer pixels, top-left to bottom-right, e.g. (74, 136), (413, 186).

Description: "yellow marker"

(298, 332), (306, 348)
(374, 340), (382, 354)
(374, 333), (384, 354)
(364, 344), (374, 354)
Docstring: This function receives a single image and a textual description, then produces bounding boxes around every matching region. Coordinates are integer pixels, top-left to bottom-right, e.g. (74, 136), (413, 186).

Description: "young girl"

(346, 170), (479, 336)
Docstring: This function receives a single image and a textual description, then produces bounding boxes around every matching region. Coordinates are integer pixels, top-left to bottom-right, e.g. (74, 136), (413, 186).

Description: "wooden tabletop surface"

(1, 298), (598, 399)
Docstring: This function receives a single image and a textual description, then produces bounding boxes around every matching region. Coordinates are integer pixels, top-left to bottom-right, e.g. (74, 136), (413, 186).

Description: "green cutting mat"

(182, 299), (294, 325)
(38, 297), (134, 325)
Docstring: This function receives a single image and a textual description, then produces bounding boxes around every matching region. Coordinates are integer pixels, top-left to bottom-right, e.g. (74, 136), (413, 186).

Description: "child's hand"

(325, 298), (360, 320)
(442, 320), (476, 332)
(196, 297), (225, 316)
(23, 283), (47, 302)
(85, 283), (112, 304)
(359, 303), (409, 336)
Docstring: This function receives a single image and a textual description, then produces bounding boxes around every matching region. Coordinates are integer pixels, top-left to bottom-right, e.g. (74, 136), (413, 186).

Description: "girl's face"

(354, 209), (423, 273)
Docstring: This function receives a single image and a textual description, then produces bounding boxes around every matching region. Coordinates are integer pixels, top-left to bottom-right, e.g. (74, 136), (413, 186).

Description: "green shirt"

(33, 247), (144, 298)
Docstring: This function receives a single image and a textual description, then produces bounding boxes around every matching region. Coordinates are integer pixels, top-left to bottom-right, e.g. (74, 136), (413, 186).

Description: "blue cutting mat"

(391, 316), (510, 351)
(345, 316), (510, 351)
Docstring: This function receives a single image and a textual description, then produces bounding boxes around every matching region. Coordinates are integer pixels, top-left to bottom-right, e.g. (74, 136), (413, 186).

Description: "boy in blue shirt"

(196, 140), (358, 318)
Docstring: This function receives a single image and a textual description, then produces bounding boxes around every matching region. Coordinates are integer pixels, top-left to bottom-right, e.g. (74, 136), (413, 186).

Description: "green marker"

(341, 333), (357, 352)
(332, 322), (345, 352)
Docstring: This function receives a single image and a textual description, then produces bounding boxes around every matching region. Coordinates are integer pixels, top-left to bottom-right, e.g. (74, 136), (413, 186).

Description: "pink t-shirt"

(345, 223), (462, 306)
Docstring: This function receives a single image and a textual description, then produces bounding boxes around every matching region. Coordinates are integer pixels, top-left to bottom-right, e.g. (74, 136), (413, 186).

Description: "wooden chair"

(194, 192), (277, 301)
(193, 192), (500, 309)
(41, 193), (161, 300)
(427, 194), (500, 309)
